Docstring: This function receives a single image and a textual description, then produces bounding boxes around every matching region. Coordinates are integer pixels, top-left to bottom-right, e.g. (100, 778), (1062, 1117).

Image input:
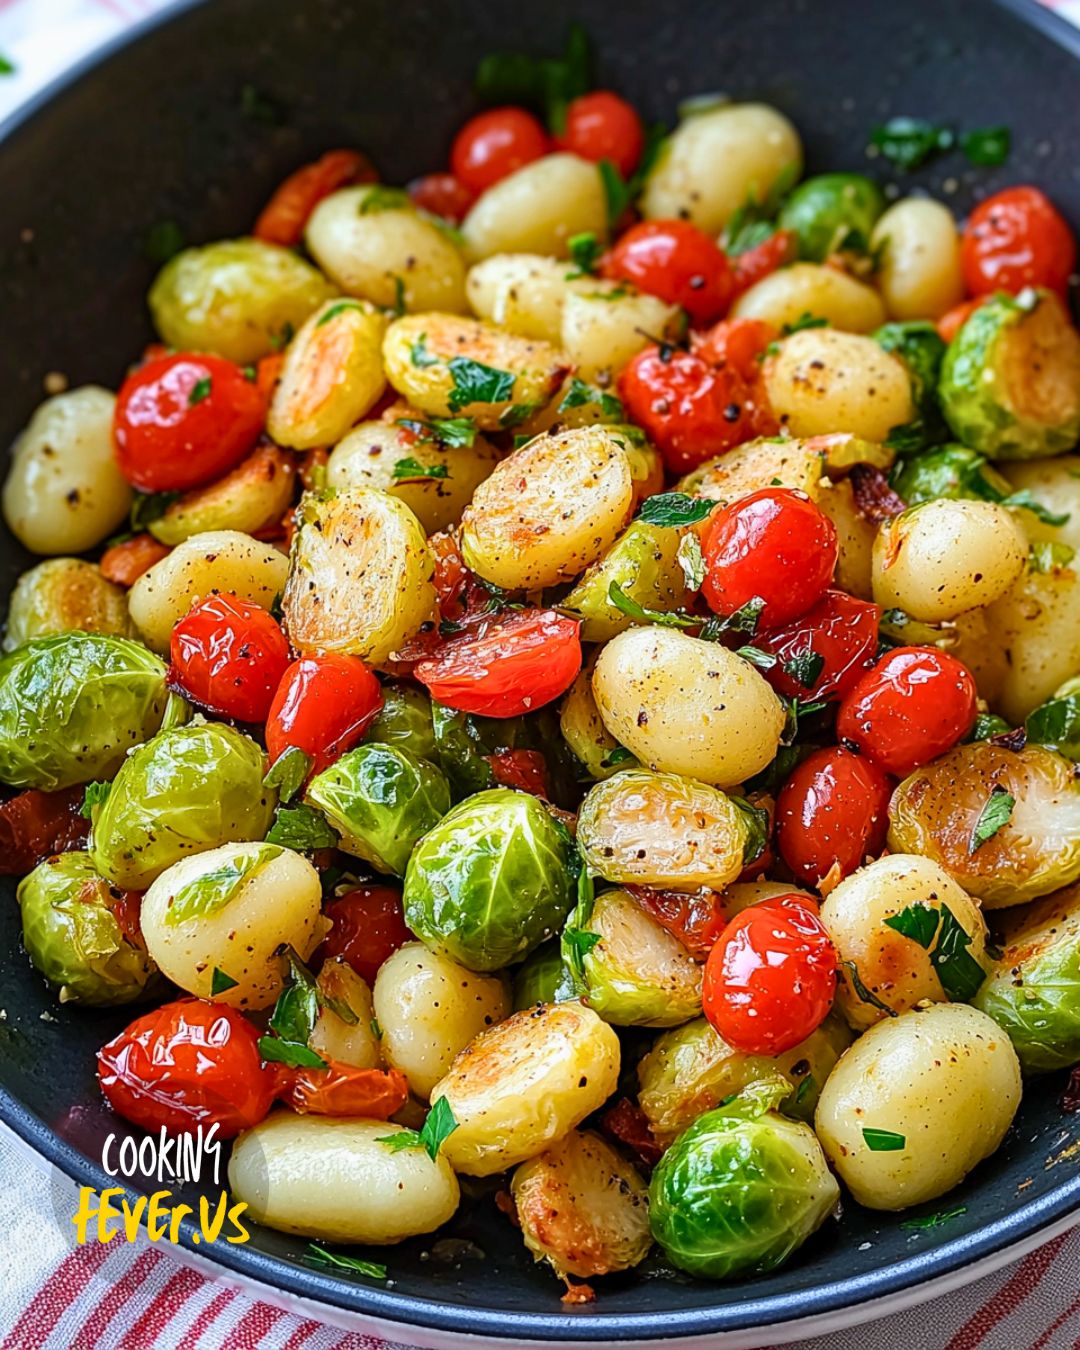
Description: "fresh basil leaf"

(558, 376), (623, 419)
(722, 596), (767, 637)
(637, 491), (716, 528)
(781, 648), (825, 690)
(375, 1128), (423, 1153)
(263, 746), (312, 804)
(720, 162), (799, 254)
(1026, 694), (1080, 759)
(607, 582), (698, 630)
(419, 1095), (460, 1161)
(863, 1127), (906, 1152)
(129, 490), (180, 531)
(931, 904), (989, 1001)
(166, 845), (283, 927)
(844, 960), (899, 1017)
(968, 783), (1015, 853)
(267, 971), (319, 1046)
(210, 967), (239, 995)
(566, 231), (602, 278)
(676, 532), (706, 591)
(79, 780), (111, 819)
(265, 804), (340, 851)
(396, 416), (477, 448)
(286, 945), (359, 1026)
(883, 902), (940, 949)
(316, 299), (365, 326)
(257, 1035), (326, 1068)
(959, 126), (1010, 167)
(869, 117), (954, 171)
(391, 456), (450, 482)
(446, 357), (516, 412)
(303, 1244), (387, 1281)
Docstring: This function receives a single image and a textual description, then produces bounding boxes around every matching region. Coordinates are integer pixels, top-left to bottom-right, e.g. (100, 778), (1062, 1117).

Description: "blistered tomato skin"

(961, 186), (1077, 298)
(776, 747), (893, 886)
(451, 108), (549, 193)
(97, 998), (277, 1138)
(756, 590), (881, 702)
(701, 489), (839, 628)
(254, 149), (377, 246)
(603, 220), (734, 327)
(113, 353), (266, 493)
(554, 91), (645, 177)
(407, 172), (476, 223)
(835, 645), (978, 778)
(316, 885), (412, 986)
(702, 897), (838, 1055)
(170, 592), (290, 723)
(266, 654), (383, 776)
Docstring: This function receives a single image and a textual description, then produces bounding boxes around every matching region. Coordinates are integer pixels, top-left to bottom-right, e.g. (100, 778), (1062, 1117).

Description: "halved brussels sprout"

(889, 443), (1013, 505)
(779, 172), (885, 262)
(18, 852), (159, 1005)
(561, 520), (690, 643)
(562, 886), (702, 1028)
(577, 770), (749, 890)
(637, 1016), (853, 1146)
(559, 658), (638, 782)
(974, 883), (1080, 1072)
(888, 742), (1080, 908)
(4, 559), (135, 652)
(511, 1129), (652, 1280)
(305, 743), (450, 876)
(0, 634), (177, 791)
(679, 435), (825, 503)
(90, 721), (275, 890)
(148, 237), (334, 364)
(365, 684), (437, 763)
(939, 289), (1080, 460)
(148, 445), (297, 546)
(512, 941), (572, 1010)
(648, 1076), (840, 1280)
(403, 788), (575, 971)
(873, 320), (948, 450)
(1026, 675), (1080, 762)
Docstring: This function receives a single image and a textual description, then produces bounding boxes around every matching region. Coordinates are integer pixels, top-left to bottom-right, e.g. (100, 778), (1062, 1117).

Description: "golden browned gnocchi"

(870, 198), (965, 321)
(731, 262), (886, 333)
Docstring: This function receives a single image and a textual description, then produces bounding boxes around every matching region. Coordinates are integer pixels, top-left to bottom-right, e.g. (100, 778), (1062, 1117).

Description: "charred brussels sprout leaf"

(305, 743), (450, 876)
(17, 853), (160, 1005)
(649, 1076), (840, 1279)
(0, 634), (177, 791)
(403, 787), (576, 971)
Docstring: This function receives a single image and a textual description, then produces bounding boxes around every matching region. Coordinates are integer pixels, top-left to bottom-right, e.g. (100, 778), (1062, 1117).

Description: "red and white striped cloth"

(1, 1), (1079, 1346)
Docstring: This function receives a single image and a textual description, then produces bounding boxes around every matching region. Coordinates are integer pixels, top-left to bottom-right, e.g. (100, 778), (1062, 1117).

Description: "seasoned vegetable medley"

(6, 28), (1080, 1299)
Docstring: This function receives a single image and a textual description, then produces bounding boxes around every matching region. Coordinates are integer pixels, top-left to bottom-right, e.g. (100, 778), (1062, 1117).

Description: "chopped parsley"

(409, 333), (440, 368)
(600, 745), (634, 768)
(781, 648), (825, 690)
(637, 491), (716, 528)
(900, 1206), (968, 1232)
(129, 490), (180, 530)
(376, 1097), (460, 1162)
(959, 126), (1011, 167)
(210, 967), (239, 996)
(883, 901), (988, 1001)
(316, 299), (364, 326)
(79, 781), (111, 819)
(566, 231), (603, 278)
(863, 1127), (906, 1152)
(843, 960), (898, 1017)
(781, 313), (829, 336)
(265, 803), (340, 851)
(447, 356), (515, 412)
(558, 376), (623, 420)
(396, 416), (477, 448)
(263, 746), (312, 804)
(187, 375), (212, 406)
(391, 457), (450, 482)
(357, 186), (410, 214)
(969, 783), (1015, 854)
(869, 117), (955, 171)
(474, 23), (592, 133)
(303, 1244), (387, 1281)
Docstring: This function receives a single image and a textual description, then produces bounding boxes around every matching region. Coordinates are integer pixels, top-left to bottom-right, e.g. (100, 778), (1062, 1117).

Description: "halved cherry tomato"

(755, 590), (881, 702)
(254, 149), (378, 246)
(451, 108), (549, 193)
(554, 91), (645, 178)
(105, 886), (147, 951)
(266, 654), (383, 775)
(961, 186), (1076, 298)
(731, 229), (798, 296)
(618, 343), (776, 475)
(99, 533), (172, 588)
(0, 787), (88, 875)
(702, 896), (837, 1055)
(316, 885), (412, 985)
(408, 172), (476, 223)
(701, 488), (838, 628)
(835, 645), (978, 778)
(113, 353), (266, 492)
(694, 316), (779, 375)
(599, 1097), (662, 1167)
(97, 998), (276, 1138)
(488, 748), (551, 798)
(276, 1061), (409, 1117)
(776, 747), (894, 887)
(602, 220), (734, 327)
(625, 885), (727, 960)
(170, 592), (290, 723)
(428, 529), (471, 620)
(937, 296), (987, 344)
(414, 608), (582, 718)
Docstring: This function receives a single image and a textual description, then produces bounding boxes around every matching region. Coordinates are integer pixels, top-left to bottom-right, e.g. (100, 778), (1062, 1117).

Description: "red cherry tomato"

(701, 488), (838, 628)
(169, 592), (290, 723)
(961, 186), (1077, 298)
(488, 748), (552, 798)
(603, 220), (734, 327)
(624, 885), (727, 960)
(703, 897), (838, 1055)
(407, 172), (476, 223)
(0, 787), (88, 875)
(451, 108), (549, 193)
(835, 645), (978, 778)
(266, 654), (383, 776)
(254, 149), (378, 247)
(99, 533), (172, 589)
(755, 590), (881, 702)
(776, 747), (894, 887)
(937, 296), (988, 344)
(553, 91), (645, 178)
(316, 885), (412, 985)
(97, 999), (276, 1139)
(731, 229), (798, 296)
(599, 1097), (662, 1168)
(414, 608), (582, 718)
(113, 353), (266, 492)
(276, 1061), (409, 1117)
(618, 345), (776, 475)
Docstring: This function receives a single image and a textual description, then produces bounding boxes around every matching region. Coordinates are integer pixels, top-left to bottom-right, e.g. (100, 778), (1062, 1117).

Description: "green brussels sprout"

(561, 886), (702, 1028)
(432, 702), (579, 807)
(1026, 675), (1080, 762)
(365, 684), (437, 762)
(939, 289), (1080, 460)
(18, 852), (160, 1005)
(890, 443), (1013, 505)
(4, 559), (135, 652)
(0, 634), (180, 791)
(637, 1015), (853, 1145)
(874, 320), (948, 451)
(512, 941), (573, 1010)
(305, 742), (450, 876)
(561, 520), (689, 643)
(90, 721), (275, 889)
(974, 883), (1080, 1072)
(148, 237), (334, 364)
(403, 787), (576, 972)
(648, 1076), (840, 1280)
(431, 702), (494, 799)
(888, 742), (1080, 908)
(778, 173), (885, 262)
